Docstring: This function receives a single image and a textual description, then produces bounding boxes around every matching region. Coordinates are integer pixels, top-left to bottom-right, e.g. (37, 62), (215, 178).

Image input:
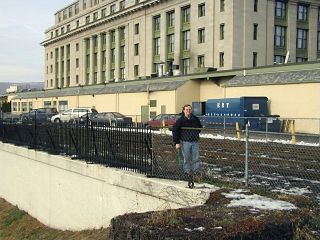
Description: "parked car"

(147, 114), (180, 128)
(51, 107), (98, 123)
(1, 113), (21, 123)
(68, 112), (97, 125)
(20, 108), (58, 123)
(70, 112), (132, 126)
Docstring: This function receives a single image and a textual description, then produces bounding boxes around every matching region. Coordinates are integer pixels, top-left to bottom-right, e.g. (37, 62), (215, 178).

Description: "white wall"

(0, 142), (216, 230)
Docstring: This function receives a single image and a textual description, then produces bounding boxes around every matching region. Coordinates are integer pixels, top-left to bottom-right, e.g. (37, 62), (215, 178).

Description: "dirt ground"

(111, 189), (320, 240)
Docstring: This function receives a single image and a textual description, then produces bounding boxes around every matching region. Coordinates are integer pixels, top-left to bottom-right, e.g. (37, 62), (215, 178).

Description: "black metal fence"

(1, 117), (320, 200)
(0, 121), (153, 175)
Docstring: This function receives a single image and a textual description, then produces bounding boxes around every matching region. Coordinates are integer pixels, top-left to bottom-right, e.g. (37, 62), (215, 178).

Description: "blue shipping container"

(204, 97), (271, 130)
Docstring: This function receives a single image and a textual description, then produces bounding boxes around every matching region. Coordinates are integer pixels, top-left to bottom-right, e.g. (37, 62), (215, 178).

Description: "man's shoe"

(194, 174), (202, 184)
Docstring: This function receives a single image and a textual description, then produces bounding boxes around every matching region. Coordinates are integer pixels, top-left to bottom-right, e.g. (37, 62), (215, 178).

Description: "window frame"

(219, 52), (224, 67)
(317, 31), (320, 51)
(153, 15), (161, 32)
(182, 6), (191, 23)
(182, 30), (190, 50)
(134, 65), (139, 77)
(167, 11), (175, 28)
(198, 28), (205, 43)
(254, 0), (258, 12)
(275, 0), (286, 18)
(220, 0), (225, 12)
(253, 52), (258, 67)
(134, 43), (139, 56)
(220, 23), (225, 40)
(119, 0), (125, 10)
(197, 55), (205, 68)
(134, 23), (139, 34)
(296, 28), (308, 49)
(167, 34), (174, 53)
(274, 25), (286, 47)
(297, 4), (308, 21)
(182, 58), (190, 74)
(253, 23), (258, 40)
(154, 37), (160, 55)
(198, 3), (205, 17)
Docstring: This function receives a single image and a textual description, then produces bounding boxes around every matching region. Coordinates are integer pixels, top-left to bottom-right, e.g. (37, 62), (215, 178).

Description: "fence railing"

(1, 117), (320, 199)
(0, 121), (152, 175)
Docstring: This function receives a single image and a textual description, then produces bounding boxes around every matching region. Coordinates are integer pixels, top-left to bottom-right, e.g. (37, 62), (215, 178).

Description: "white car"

(51, 108), (98, 123)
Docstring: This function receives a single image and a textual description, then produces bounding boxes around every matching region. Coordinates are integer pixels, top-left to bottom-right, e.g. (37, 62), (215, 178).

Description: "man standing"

(172, 104), (202, 181)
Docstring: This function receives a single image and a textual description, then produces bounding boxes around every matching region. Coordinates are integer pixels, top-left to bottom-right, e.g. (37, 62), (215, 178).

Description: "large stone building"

(42, 0), (320, 89)
(10, 0), (320, 133)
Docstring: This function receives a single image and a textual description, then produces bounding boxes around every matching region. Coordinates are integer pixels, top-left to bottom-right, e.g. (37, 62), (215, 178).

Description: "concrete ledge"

(0, 142), (218, 230)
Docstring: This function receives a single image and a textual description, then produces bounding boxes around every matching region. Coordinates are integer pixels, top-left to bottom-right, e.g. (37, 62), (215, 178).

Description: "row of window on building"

(56, 0), (141, 22)
(12, 101), (69, 113)
(274, 1), (320, 63)
(46, 0), (320, 87)
(52, 0), (141, 39)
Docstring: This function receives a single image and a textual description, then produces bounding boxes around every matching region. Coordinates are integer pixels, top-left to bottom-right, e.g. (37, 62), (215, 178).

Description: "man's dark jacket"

(172, 114), (202, 144)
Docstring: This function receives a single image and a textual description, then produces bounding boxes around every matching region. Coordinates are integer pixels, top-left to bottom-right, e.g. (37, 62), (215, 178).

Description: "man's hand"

(175, 143), (181, 149)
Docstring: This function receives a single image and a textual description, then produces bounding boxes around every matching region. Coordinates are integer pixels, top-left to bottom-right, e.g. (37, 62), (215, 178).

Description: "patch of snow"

(287, 177), (320, 185)
(214, 226), (223, 229)
(152, 129), (319, 146)
(272, 187), (313, 195)
(194, 227), (205, 231)
(223, 190), (297, 210)
(184, 227), (205, 232)
(233, 189), (250, 193)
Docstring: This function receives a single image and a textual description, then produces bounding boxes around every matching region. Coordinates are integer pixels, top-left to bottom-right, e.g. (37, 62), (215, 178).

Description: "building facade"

(10, 0), (320, 133)
(42, 0), (320, 90)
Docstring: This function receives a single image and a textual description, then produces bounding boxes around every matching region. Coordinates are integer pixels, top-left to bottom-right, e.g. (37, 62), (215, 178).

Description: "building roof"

(227, 68), (320, 87)
(12, 78), (188, 100)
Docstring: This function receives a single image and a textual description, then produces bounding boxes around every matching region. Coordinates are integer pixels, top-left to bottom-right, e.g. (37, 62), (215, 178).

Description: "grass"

(0, 198), (111, 240)
(3, 208), (26, 227)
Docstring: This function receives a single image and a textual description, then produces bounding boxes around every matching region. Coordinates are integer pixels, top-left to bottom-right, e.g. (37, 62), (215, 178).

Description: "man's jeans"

(181, 141), (201, 175)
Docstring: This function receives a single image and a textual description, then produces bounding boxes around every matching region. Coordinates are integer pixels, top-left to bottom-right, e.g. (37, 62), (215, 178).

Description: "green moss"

(168, 217), (184, 226)
(3, 208), (26, 227)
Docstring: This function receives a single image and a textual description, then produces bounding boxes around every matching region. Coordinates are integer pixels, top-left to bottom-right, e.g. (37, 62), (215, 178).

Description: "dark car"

(20, 108), (58, 123)
(70, 112), (133, 126)
(147, 114), (180, 128)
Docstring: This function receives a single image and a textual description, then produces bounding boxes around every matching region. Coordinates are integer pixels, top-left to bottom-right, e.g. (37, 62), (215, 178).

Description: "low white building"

(6, 85), (18, 94)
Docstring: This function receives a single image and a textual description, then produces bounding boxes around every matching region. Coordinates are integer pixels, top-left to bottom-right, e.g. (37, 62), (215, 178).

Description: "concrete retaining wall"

(0, 142), (215, 230)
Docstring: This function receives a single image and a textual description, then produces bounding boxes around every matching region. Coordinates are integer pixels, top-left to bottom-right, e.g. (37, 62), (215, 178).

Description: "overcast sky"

(0, 0), (73, 83)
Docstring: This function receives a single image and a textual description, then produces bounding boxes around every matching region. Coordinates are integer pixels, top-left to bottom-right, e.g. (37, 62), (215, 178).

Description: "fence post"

(34, 110), (37, 148)
(161, 120), (167, 134)
(291, 120), (296, 144)
(265, 117), (268, 142)
(236, 122), (241, 140)
(245, 124), (249, 187)
(0, 102), (2, 120)
(86, 111), (89, 161)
